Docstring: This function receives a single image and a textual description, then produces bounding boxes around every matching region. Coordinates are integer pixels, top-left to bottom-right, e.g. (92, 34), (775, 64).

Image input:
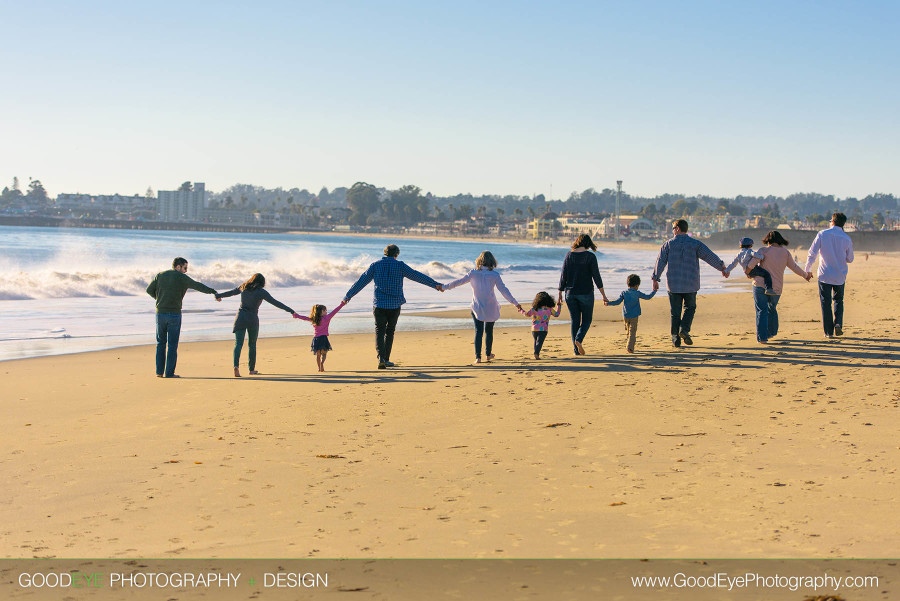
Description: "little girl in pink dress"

(294, 301), (346, 372)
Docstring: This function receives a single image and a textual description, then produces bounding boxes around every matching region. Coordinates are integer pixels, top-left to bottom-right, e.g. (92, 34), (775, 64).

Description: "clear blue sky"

(2, 0), (898, 199)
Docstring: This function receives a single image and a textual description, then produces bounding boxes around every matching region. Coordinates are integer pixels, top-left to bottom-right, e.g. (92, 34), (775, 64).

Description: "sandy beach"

(2, 254), (898, 560)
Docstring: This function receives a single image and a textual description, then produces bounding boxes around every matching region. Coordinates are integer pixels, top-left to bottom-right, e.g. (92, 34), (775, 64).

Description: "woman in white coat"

(442, 251), (523, 364)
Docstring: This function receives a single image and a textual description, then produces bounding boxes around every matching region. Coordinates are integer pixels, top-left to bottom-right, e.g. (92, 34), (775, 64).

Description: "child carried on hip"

(725, 237), (775, 295)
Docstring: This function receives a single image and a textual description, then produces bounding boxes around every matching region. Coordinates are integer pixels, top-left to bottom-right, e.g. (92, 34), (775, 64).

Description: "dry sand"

(2, 255), (898, 560)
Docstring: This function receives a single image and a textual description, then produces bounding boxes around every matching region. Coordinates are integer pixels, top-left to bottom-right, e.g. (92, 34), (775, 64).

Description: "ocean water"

(0, 226), (735, 360)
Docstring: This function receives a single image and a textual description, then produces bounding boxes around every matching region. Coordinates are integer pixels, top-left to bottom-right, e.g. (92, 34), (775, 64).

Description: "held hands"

(652, 279), (659, 291)
(435, 284), (444, 292)
(292, 313), (301, 319)
(805, 271), (813, 282)
(721, 269), (730, 279)
(215, 296), (222, 302)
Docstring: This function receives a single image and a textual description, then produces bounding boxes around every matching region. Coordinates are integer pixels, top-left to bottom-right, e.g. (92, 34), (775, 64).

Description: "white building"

(56, 193), (153, 212)
(158, 183), (206, 221)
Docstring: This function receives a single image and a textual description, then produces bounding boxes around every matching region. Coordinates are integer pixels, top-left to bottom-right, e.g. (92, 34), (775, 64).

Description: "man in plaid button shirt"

(651, 219), (728, 347)
(344, 244), (444, 369)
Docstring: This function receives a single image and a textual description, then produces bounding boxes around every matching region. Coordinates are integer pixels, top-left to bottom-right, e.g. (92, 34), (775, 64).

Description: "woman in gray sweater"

(216, 273), (298, 377)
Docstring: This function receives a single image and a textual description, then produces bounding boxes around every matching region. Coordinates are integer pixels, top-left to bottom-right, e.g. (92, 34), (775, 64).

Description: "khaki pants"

(624, 317), (639, 352)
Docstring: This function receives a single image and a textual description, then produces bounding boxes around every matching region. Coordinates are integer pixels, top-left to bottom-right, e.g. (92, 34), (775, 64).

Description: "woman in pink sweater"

(746, 230), (811, 344)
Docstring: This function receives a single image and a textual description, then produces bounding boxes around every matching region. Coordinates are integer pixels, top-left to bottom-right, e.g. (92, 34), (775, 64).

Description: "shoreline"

(0, 279), (751, 363)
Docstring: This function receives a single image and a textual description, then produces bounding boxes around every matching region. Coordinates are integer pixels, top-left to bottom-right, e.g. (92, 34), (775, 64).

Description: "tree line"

(4, 175), (898, 226)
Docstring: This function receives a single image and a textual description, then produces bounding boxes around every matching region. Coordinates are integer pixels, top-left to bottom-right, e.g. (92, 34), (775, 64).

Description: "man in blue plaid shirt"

(651, 219), (729, 347)
(344, 244), (444, 368)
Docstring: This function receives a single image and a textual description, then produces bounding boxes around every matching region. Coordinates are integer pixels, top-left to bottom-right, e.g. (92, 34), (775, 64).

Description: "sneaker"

(834, 325), (843, 336)
(574, 340), (585, 355)
(765, 288), (777, 296)
(679, 331), (693, 346)
(377, 361), (386, 369)
(672, 335), (682, 348)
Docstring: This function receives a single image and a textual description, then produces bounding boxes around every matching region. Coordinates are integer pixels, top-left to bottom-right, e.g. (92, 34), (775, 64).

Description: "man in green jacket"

(146, 257), (218, 378)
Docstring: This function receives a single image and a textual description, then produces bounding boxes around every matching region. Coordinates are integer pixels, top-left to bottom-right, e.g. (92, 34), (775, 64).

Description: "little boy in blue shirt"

(606, 274), (656, 353)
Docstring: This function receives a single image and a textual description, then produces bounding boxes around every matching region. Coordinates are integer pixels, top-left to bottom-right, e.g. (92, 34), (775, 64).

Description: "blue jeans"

(753, 286), (781, 342)
(565, 293), (594, 351)
(818, 282), (845, 336)
(471, 313), (494, 358)
(668, 292), (697, 336)
(234, 325), (260, 370)
(155, 312), (182, 377)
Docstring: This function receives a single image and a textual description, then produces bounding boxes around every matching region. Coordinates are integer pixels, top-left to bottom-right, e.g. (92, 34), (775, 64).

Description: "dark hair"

(572, 233), (597, 251)
(673, 219), (689, 233)
(384, 244), (400, 258)
(532, 291), (556, 311)
(172, 257), (188, 269)
(762, 230), (789, 246)
(309, 304), (326, 326)
(832, 212), (847, 227)
(240, 273), (266, 291)
(475, 251), (497, 270)
(627, 274), (641, 287)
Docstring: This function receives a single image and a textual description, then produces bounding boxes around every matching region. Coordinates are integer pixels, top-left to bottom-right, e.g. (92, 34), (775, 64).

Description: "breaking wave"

(0, 257), (560, 300)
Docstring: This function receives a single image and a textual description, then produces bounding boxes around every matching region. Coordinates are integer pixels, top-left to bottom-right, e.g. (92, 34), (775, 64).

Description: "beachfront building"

(556, 213), (606, 236)
(595, 215), (657, 238)
(55, 193), (156, 219)
(158, 183), (206, 222)
(528, 211), (560, 239)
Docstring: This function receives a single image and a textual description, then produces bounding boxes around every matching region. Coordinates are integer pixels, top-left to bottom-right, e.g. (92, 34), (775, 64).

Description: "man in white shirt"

(805, 212), (854, 338)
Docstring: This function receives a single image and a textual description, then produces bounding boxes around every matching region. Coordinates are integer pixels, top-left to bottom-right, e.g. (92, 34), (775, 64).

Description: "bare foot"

(574, 340), (585, 355)
(533, 353), (540, 360)
(472, 358), (482, 365)
(318, 367), (325, 372)
(249, 370), (259, 375)
(233, 367), (241, 378)
(626, 348), (634, 353)
(486, 354), (495, 361)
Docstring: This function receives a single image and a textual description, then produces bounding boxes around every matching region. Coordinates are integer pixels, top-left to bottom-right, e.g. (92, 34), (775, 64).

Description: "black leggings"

(532, 330), (548, 355)
(472, 313), (494, 358)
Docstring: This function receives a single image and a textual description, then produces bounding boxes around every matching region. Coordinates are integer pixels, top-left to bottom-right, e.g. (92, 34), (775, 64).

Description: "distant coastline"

(0, 214), (296, 234)
(2, 214), (898, 252)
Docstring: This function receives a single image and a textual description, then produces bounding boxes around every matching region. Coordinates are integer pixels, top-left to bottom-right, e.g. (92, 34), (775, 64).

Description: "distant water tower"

(615, 180), (623, 241)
